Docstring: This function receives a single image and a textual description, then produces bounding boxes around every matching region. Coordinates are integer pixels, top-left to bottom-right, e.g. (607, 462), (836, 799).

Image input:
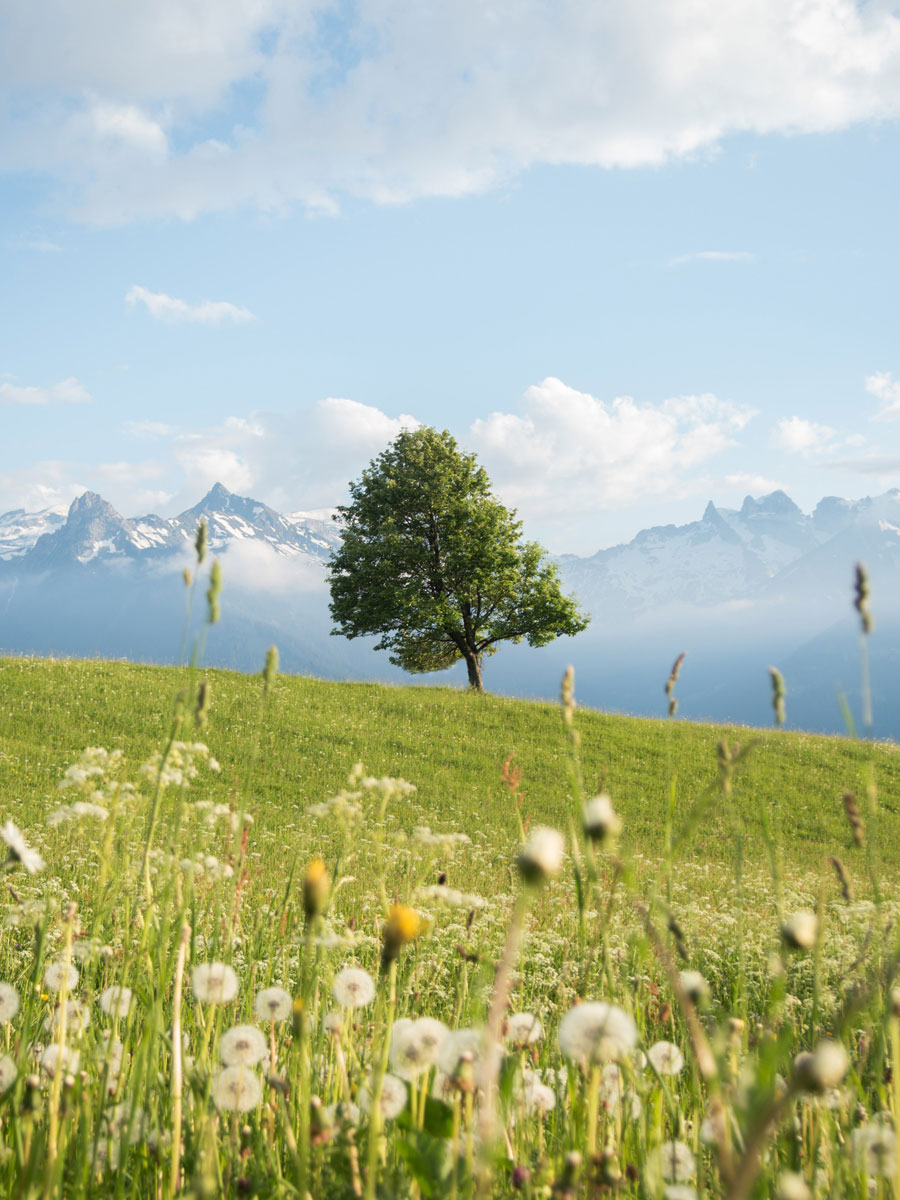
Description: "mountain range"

(2, 483), (898, 736)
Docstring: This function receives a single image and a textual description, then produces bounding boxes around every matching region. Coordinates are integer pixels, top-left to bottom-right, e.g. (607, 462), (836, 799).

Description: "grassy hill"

(1, 654), (899, 1197)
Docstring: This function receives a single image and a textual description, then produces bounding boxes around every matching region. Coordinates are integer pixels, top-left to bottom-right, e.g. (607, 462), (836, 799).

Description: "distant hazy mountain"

(1, 483), (898, 736)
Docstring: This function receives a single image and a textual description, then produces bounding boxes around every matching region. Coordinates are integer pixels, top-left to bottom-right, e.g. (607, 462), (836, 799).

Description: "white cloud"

(218, 539), (328, 594)
(124, 419), (180, 439)
(669, 250), (755, 267)
(867, 371), (900, 420)
(723, 472), (786, 493)
(94, 460), (165, 483)
(3, 2), (900, 220)
(125, 285), (256, 325)
(468, 377), (753, 527)
(770, 415), (836, 454)
(0, 461), (87, 514)
(0, 376), (92, 406)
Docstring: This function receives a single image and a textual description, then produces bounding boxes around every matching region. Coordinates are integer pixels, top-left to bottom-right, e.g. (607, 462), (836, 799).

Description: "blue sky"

(2, 1), (900, 553)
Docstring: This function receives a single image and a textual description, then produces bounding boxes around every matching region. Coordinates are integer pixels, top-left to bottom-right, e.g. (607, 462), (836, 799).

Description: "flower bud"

(516, 826), (564, 885)
(302, 858), (330, 921)
(381, 904), (423, 966)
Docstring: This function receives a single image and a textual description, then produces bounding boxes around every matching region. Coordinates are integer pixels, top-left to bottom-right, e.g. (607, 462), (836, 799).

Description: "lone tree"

(328, 426), (589, 692)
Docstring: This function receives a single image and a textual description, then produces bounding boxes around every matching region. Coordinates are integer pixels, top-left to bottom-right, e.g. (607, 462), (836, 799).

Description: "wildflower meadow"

(0, 540), (899, 1198)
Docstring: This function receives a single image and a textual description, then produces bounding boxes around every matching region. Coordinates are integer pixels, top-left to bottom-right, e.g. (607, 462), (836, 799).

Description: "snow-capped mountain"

(0, 505), (67, 559)
(11, 483), (342, 568)
(556, 488), (900, 621)
(2, 483), (899, 735)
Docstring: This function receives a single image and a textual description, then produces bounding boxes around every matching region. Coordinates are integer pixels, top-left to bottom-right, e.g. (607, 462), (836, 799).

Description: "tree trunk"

(463, 647), (484, 693)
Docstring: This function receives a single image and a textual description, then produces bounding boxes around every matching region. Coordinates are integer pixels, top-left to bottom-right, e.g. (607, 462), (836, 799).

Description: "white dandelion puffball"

(582, 793), (622, 842)
(0, 821), (45, 873)
(44, 961), (78, 993)
(40, 1043), (80, 1077)
(521, 1071), (556, 1113)
(95, 1035), (124, 1075)
(517, 826), (565, 883)
(100, 986), (133, 1019)
(647, 1040), (685, 1076)
(191, 962), (239, 1004)
(0, 1054), (17, 1093)
(360, 1072), (407, 1120)
(647, 1140), (696, 1185)
(0, 982), (20, 1023)
(506, 1013), (543, 1046)
(212, 1066), (263, 1112)
(324, 1100), (360, 1127)
(220, 1024), (268, 1067)
(390, 1017), (449, 1079)
(46, 997), (91, 1036)
(437, 1027), (484, 1076)
(678, 970), (710, 1005)
(255, 986), (292, 1023)
(775, 1172), (812, 1200)
(662, 1187), (698, 1200)
(782, 910), (818, 950)
(332, 966), (376, 1009)
(851, 1122), (897, 1179)
(558, 1002), (638, 1064)
(792, 1040), (849, 1093)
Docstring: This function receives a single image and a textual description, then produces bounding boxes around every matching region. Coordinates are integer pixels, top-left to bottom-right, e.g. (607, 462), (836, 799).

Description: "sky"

(2, 0), (900, 555)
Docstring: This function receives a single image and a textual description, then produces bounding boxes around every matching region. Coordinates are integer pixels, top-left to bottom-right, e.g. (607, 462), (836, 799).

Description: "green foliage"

(328, 426), (589, 690)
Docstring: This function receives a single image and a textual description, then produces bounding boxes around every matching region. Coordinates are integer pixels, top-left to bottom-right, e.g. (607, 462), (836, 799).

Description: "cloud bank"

(2, 1), (900, 221)
(0, 377), (91, 406)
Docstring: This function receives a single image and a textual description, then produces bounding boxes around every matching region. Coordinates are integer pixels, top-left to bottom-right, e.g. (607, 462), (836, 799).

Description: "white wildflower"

(647, 1040), (685, 1076)
(1, 821), (44, 873)
(558, 1002), (637, 1064)
(191, 962), (239, 1005)
(582, 793), (622, 843)
(220, 1024), (268, 1067)
(517, 826), (565, 884)
(44, 961), (78, 993)
(678, 970), (710, 1005)
(792, 1040), (849, 1093)
(0, 1054), (17, 1093)
(506, 1012), (543, 1046)
(212, 1066), (262, 1112)
(40, 1043), (80, 1077)
(0, 982), (19, 1023)
(359, 1073), (407, 1120)
(782, 911), (818, 950)
(775, 1172), (811, 1200)
(647, 1141), (696, 1185)
(851, 1119), (896, 1178)
(390, 1018), (449, 1079)
(255, 986), (292, 1023)
(332, 967), (376, 1009)
(100, 986), (133, 1019)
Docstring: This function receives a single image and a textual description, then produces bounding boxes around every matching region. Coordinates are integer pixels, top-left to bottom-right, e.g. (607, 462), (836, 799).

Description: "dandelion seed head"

(782, 910), (818, 950)
(516, 826), (565, 884)
(775, 1171), (812, 1200)
(0, 1054), (16, 1093)
(255, 986), (292, 1023)
(44, 961), (78, 993)
(792, 1040), (849, 1093)
(558, 1002), (637, 1064)
(506, 1012), (543, 1046)
(100, 986), (133, 1019)
(191, 962), (239, 1004)
(40, 1043), (80, 1076)
(212, 1066), (262, 1112)
(851, 1121), (896, 1179)
(678, 970), (710, 1005)
(582, 794), (622, 843)
(332, 966), (376, 1009)
(390, 1017), (449, 1079)
(46, 997), (90, 1035)
(647, 1140), (696, 1185)
(0, 982), (19, 1023)
(359, 1072), (407, 1120)
(219, 1024), (268, 1067)
(647, 1040), (685, 1076)
(0, 821), (44, 873)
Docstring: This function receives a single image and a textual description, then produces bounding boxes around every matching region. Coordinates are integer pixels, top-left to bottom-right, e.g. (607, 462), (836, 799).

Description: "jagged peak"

(739, 489), (801, 518)
(702, 500), (720, 522)
(67, 491), (123, 521)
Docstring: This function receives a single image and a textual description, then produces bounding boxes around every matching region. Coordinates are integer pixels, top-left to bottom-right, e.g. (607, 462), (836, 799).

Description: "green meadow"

(0, 649), (899, 1198)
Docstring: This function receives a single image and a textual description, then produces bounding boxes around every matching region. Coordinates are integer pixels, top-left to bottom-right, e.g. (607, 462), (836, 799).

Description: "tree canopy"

(327, 426), (589, 692)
